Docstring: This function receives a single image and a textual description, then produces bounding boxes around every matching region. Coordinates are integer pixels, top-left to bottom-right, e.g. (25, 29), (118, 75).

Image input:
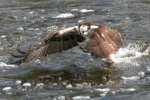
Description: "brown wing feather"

(98, 25), (122, 48)
(26, 31), (85, 61)
(87, 25), (122, 58)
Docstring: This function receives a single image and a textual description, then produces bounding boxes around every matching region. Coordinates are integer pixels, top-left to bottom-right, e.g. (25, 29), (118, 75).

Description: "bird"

(9, 20), (122, 64)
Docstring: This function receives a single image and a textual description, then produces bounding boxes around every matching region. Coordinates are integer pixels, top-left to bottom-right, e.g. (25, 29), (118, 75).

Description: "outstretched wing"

(26, 30), (85, 61)
(105, 26), (123, 48)
(9, 27), (85, 64)
(43, 27), (85, 52)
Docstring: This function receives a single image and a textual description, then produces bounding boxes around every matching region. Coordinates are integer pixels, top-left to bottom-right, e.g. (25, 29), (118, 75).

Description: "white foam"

(0, 62), (17, 68)
(110, 47), (145, 63)
(23, 82), (31, 87)
(16, 80), (22, 85)
(95, 88), (110, 92)
(72, 96), (90, 100)
(28, 11), (34, 15)
(23, 16), (27, 20)
(100, 92), (108, 97)
(121, 76), (140, 81)
(34, 59), (41, 64)
(57, 96), (66, 100)
(40, 9), (45, 12)
(80, 9), (95, 13)
(66, 84), (73, 89)
(0, 47), (4, 50)
(138, 71), (145, 78)
(55, 13), (75, 19)
(71, 8), (79, 11)
(17, 27), (24, 31)
(120, 88), (136, 92)
(146, 67), (150, 72)
(1, 35), (6, 39)
(36, 83), (44, 87)
(2, 87), (12, 91)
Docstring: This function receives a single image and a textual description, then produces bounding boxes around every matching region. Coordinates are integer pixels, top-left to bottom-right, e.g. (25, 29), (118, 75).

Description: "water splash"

(110, 41), (149, 64)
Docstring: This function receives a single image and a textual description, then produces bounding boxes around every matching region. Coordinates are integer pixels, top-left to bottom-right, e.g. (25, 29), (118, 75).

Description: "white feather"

(90, 25), (99, 29)
(59, 26), (78, 35)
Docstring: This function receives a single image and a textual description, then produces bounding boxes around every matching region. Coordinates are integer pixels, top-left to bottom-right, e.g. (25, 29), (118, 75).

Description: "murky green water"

(0, 0), (150, 99)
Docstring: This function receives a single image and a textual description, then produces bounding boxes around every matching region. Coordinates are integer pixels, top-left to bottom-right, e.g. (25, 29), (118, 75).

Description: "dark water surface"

(0, 0), (150, 100)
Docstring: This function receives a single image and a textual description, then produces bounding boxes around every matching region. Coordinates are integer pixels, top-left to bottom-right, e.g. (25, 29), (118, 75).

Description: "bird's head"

(78, 20), (99, 37)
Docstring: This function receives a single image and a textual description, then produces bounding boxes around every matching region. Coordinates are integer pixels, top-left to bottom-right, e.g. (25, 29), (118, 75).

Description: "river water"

(0, 0), (150, 100)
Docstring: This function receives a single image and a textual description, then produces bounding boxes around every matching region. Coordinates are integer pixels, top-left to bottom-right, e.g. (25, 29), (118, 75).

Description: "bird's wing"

(42, 26), (85, 50)
(9, 26), (85, 64)
(98, 25), (123, 48)
(26, 27), (85, 61)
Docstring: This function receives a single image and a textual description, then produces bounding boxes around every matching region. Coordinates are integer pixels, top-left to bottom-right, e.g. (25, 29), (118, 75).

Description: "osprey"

(9, 21), (122, 64)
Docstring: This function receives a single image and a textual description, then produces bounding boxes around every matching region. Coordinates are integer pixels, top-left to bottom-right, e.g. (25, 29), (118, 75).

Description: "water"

(0, 0), (150, 99)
